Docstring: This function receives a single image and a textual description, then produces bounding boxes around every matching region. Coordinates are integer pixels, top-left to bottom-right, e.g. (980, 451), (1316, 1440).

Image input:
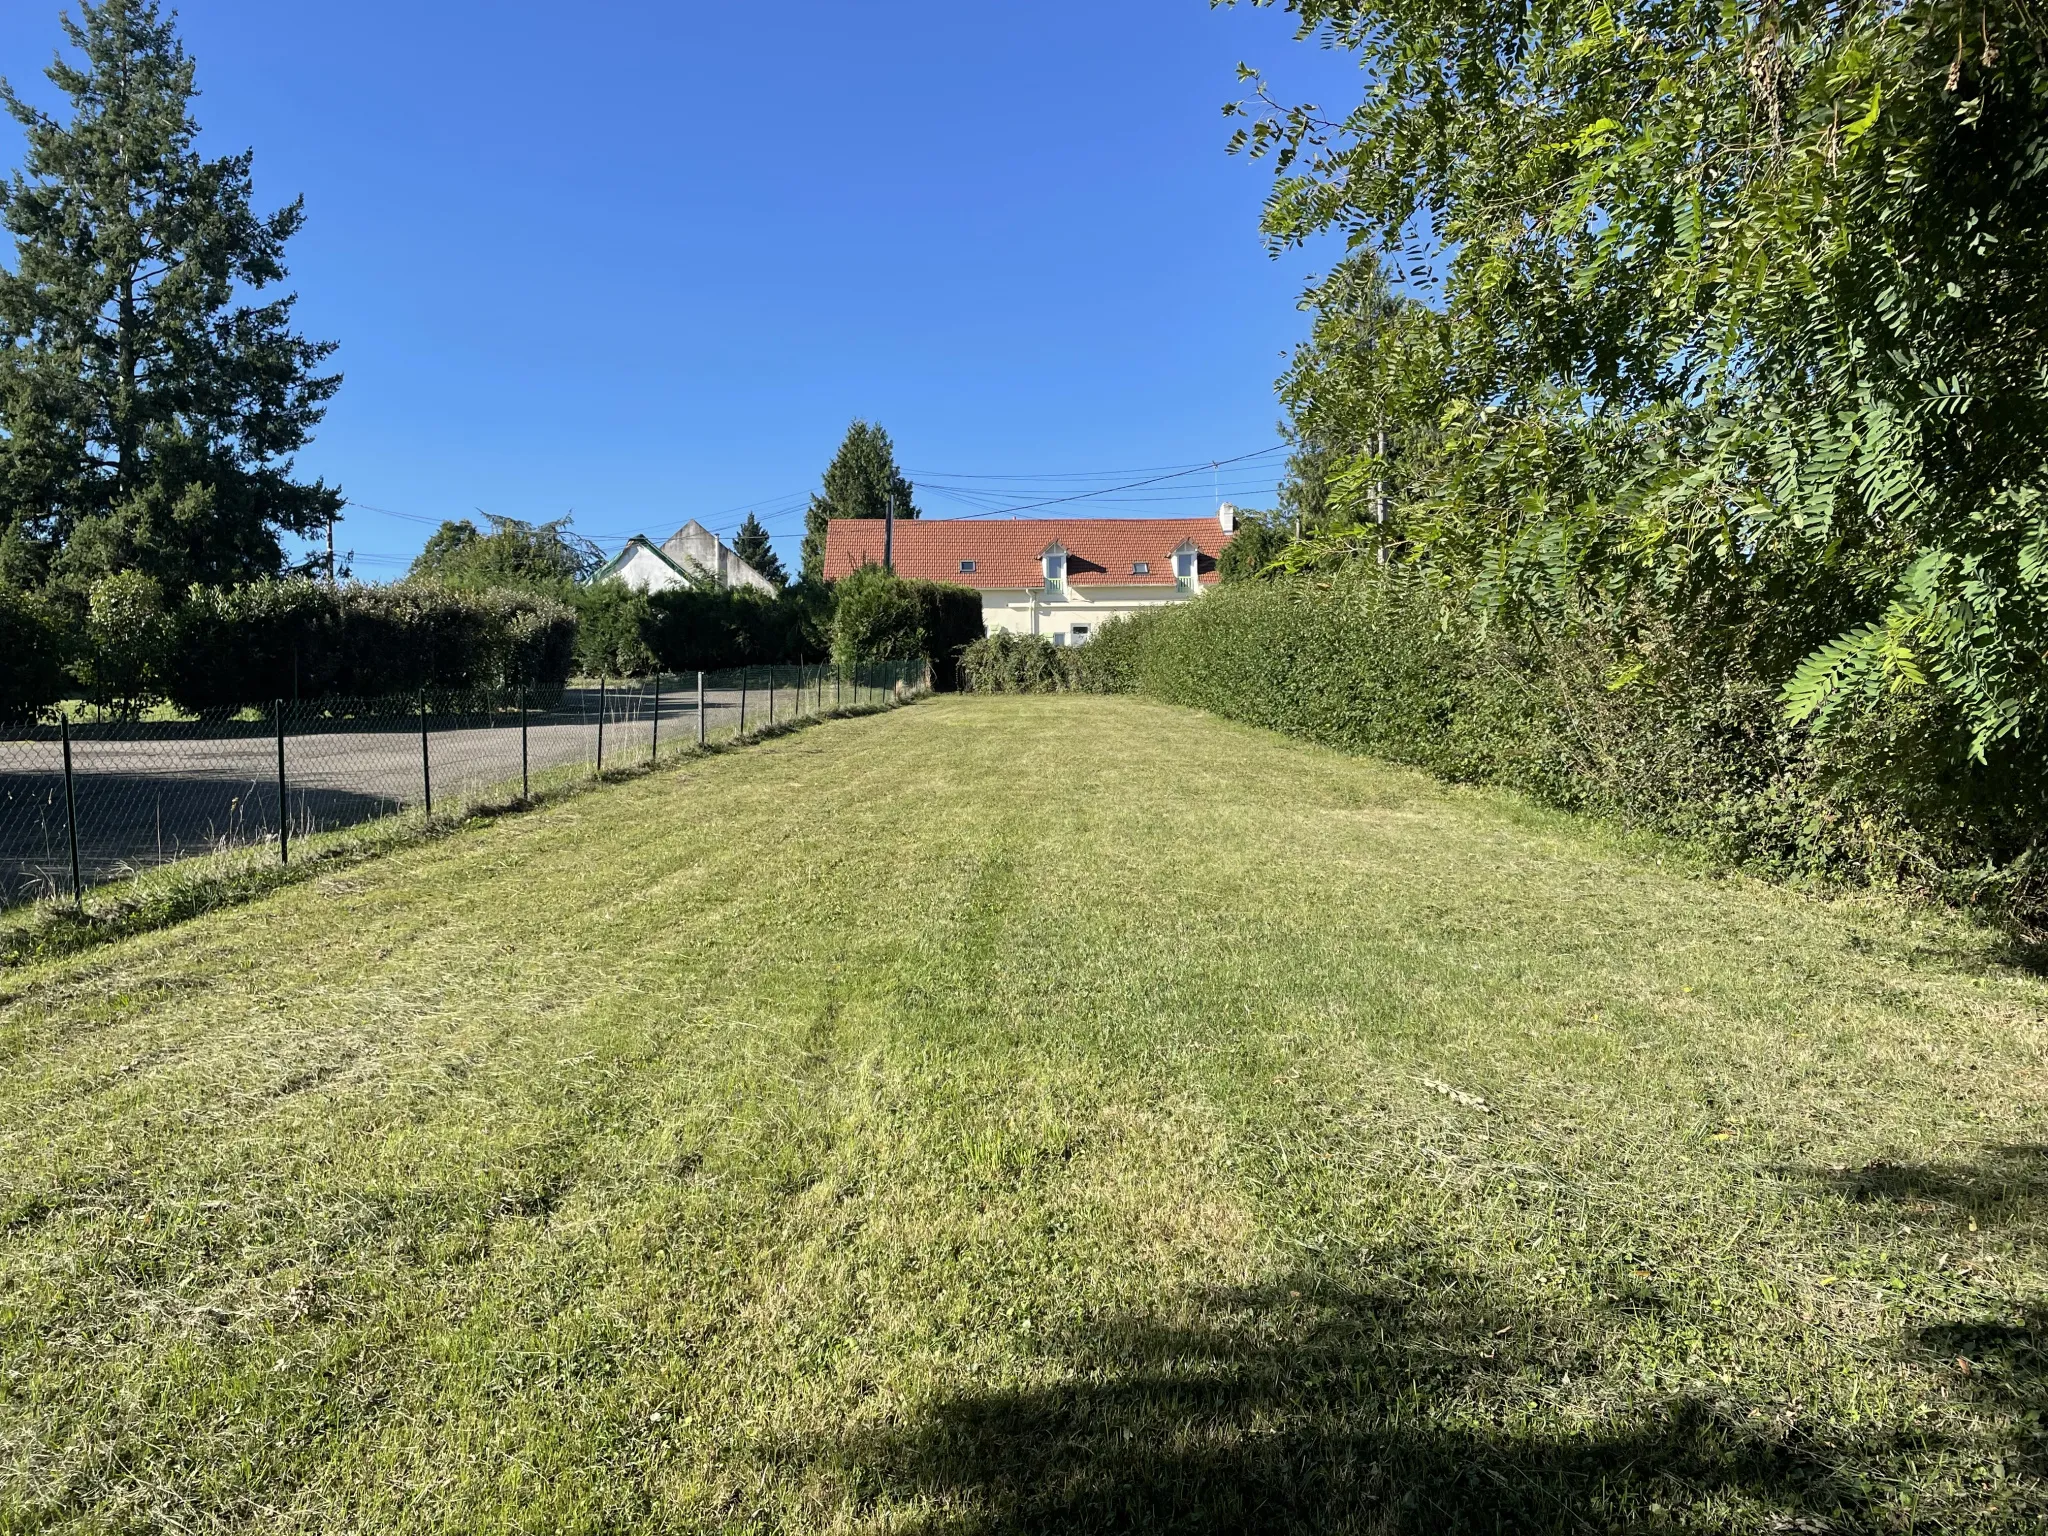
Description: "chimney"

(1218, 502), (1238, 533)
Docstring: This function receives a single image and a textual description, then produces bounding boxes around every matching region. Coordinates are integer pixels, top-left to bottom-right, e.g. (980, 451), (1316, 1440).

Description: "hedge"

(163, 580), (578, 710)
(830, 566), (983, 687)
(969, 574), (2048, 918)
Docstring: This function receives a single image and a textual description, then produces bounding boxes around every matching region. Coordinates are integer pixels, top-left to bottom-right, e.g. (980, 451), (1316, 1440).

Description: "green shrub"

(161, 580), (577, 709)
(0, 583), (70, 716)
(959, 631), (1074, 694)
(959, 613), (1165, 696)
(1215, 515), (1290, 583)
(79, 571), (175, 713)
(571, 582), (658, 677)
(830, 566), (983, 685)
(1068, 610), (1160, 693)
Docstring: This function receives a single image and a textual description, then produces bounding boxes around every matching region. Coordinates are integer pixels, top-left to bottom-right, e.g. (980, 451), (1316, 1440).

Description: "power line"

(909, 445), (1288, 522)
(904, 451), (1285, 482)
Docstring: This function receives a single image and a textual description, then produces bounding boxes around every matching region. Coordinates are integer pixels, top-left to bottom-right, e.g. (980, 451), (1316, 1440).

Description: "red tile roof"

(822, 517), (1230, 589)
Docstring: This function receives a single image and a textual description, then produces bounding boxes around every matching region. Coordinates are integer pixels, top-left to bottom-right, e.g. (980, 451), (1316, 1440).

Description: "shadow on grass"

(830, 1265), (1948, 1534)
(1804, 1144), (2048, 1232)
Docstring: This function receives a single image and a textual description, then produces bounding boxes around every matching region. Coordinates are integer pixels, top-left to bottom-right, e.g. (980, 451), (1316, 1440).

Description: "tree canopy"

(0, 0), (341, 608)
(406, 514), (602, 594)
(1234, 0), (2048, 758)
(800, 420), (919, 583)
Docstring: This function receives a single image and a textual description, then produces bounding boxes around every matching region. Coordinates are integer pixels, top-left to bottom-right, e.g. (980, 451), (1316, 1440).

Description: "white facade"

(979, 582), (1210, 646)
(595, 520), (776, 595)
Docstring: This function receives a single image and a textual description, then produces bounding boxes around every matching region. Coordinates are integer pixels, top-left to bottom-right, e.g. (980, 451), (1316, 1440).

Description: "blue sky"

(0, 1), (1357, 578)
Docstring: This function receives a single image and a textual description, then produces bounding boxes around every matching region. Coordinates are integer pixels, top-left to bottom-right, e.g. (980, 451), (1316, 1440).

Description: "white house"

(821, 507), (1238, 645)
(593, 520), (777, 595)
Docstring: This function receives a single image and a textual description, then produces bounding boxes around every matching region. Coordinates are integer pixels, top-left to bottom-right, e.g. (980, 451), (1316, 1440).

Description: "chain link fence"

(0, 659), (928, 907)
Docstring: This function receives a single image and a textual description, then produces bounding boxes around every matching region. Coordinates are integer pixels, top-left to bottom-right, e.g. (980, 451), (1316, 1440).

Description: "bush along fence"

(0, 658), (928, 908)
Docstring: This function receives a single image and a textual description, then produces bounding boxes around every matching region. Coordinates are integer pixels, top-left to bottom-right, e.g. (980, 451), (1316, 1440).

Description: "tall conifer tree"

(799, 420), (918, 583)
(0, 0), (341, 603)
(730, 511), (787, 587)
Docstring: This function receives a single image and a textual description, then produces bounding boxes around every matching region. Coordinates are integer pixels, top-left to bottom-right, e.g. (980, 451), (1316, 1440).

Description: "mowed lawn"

(2, 697), (2045, 1534)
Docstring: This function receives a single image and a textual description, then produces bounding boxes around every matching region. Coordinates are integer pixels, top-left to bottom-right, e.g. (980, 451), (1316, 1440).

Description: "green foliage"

(0, 581), (69, 714)
(958, 614), (1161, 695)
(730, 513), (787, 588)
(570, 582), (657, 677)
(567, 578), (822, 677)
(408, 515), (601, 594)
(77, 569), (174, 711)
(1232, 0), (2048, 763)
(0, 0), (341, 602)
(831, 566), (923, 665)
(958, 632), (1074, 694)
(645, 584), (807, 673)
(159, 580), (576, 710)
(800, 421), (919, 583)
(829, 565), (981, 683)
(1215, 512), (1291, 583)
(1068, 611), (1159, 693)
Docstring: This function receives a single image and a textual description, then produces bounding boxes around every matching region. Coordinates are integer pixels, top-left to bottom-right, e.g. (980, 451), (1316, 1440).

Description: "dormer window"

(959, 559), (976, 574)
(1131, 561), (1150, 575)
(1041, 547), (1067, 586)
(1173, 545), (1197, 582)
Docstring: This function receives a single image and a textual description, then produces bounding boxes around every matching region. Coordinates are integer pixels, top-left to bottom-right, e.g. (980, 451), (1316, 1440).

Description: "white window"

(959, 559), (976, 574)
(1042, 549), (1066, 585)
(1070, 624), (1091, 643)
(1131, 561), (1150, 575)
(1174, 548), (1196, 581)
(1051, 631), (1068, 647)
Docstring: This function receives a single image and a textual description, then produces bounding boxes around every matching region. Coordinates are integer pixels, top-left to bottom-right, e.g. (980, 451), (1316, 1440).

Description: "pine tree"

(799, 420), (918, 583)
(0, 0), (341, 605)
(730, 511), (786, 587)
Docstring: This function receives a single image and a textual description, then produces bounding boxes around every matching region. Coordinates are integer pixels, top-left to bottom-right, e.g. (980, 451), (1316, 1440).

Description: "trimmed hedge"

(830, 566), (983, 686)
(971, 574), (2048, 918)
(163, 581), (578, 710)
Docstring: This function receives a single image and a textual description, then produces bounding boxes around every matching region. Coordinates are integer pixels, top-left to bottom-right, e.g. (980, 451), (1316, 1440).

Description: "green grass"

(0, 693), (903, 970)
(2, 694), (2045, 1533)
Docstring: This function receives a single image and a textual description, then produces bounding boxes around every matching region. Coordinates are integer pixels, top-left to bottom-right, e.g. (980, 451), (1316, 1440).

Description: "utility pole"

(1374, 416), (1389, 567)
(326, 508), (337, 584)
(883, 493), (895, 572)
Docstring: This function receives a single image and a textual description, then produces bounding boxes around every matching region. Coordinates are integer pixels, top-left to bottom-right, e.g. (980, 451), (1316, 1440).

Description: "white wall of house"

(607, 541), (690, 594)
(980, 583), (1209, 645)
(661, 522), (776, 595)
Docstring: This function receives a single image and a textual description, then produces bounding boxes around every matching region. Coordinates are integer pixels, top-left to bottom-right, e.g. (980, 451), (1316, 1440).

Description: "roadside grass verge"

(2, 694), (2046, 1531)
(0, 693), (914, 971)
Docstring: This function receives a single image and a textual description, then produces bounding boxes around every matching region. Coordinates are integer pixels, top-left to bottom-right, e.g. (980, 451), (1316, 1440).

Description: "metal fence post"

(739, 669), (748, 735)
(420, 694), (433, 820)
(651, 674), (661, 765)
(275, 698), (289, 866)
(596, 675), (607, 775)
(60, 711), (82, 907)
(696, 670), (706, 746)
(768, 667), (775, 729)
(520, 688), (530, 801)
